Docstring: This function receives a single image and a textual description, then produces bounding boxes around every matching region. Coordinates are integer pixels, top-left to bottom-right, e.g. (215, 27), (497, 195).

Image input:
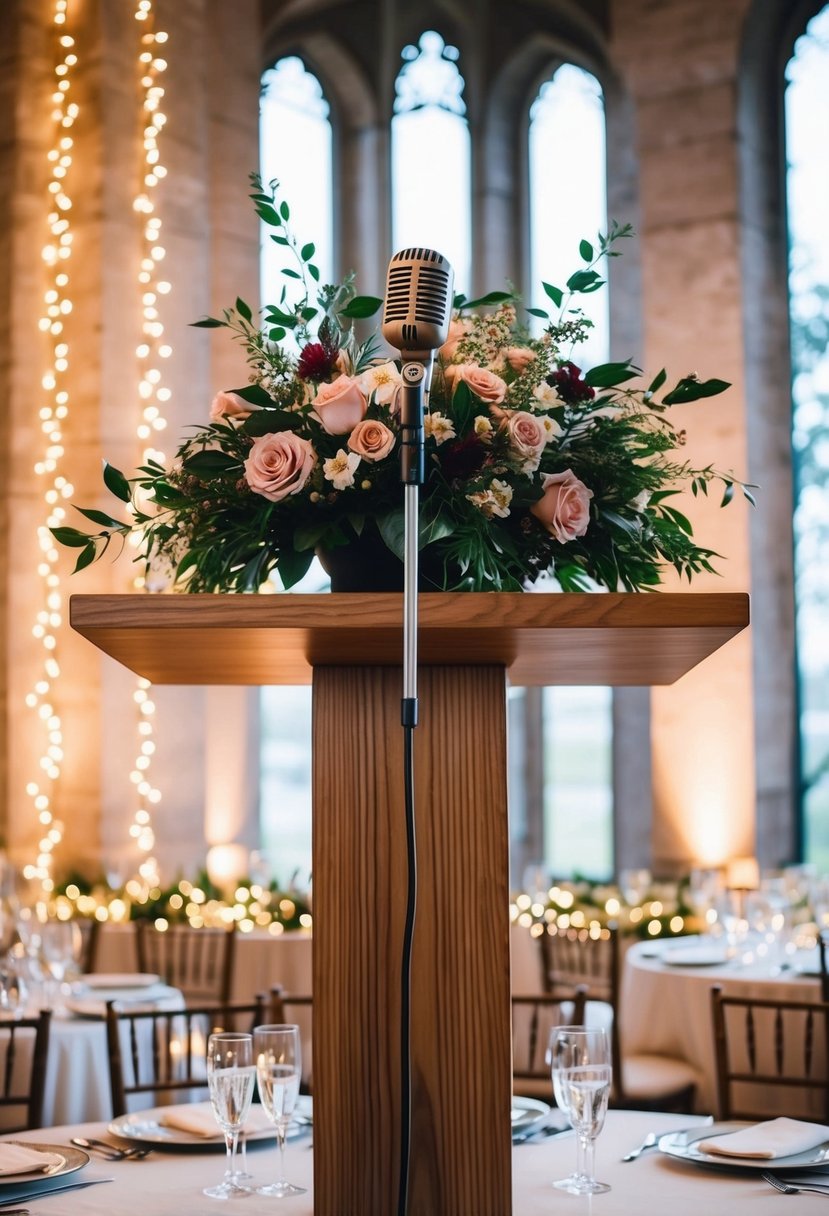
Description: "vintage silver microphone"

(381, 246), (453, 1216)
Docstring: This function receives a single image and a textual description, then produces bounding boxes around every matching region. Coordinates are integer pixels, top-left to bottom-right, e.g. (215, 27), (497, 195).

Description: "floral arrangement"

(54, 176), (753, 592)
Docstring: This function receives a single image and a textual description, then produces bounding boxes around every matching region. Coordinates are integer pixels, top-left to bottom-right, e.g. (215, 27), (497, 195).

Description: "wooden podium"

(71, 591), (748, 1216)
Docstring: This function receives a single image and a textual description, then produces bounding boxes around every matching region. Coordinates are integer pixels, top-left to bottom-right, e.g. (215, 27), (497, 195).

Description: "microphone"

(382, 247), (454, 374)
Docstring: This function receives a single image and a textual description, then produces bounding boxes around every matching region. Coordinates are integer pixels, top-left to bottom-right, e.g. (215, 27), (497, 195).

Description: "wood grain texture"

(312, 665), (511, 1216)
(69, 591), (749, 687)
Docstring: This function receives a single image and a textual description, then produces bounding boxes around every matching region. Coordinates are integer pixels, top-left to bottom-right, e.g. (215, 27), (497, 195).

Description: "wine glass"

(549, 1026), (612, 1195)
(254, 1023), (306, 1198)
(204, 1031), (256, 1200)
(39, 920), (81, 1012)
(546, 1023), (590, 1189)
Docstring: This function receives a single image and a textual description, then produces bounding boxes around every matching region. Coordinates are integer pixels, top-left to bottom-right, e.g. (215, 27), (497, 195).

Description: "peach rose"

(244, 431), (316, 502)
(445, 363), (507, 405)
(347, 419), (396, 462)
(506, 411), (547, 472)
(506, 347), (537, 374)
(530, 469), (593, 543)
(210, 390), (257, 421)
(312, 375), (368, 435)
(439, 317), (473, 362)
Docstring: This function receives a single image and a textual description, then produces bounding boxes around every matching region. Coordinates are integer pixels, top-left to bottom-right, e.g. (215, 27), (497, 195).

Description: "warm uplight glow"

(26, 0), (79, 885)
(206, 843), (251, 891)
(726, 855), (760, 891)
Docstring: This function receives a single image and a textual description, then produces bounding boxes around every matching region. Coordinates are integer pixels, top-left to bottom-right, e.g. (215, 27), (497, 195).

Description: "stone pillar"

(612, 0), (756, 875)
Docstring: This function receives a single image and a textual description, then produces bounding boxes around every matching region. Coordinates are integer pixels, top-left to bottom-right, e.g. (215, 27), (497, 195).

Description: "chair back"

(134, 921), (236, 1003)
(539, 924), (622, 1080)
(78, 917), (101, 974)
(105, 996), (266, 1117)
(0, 1009), (52, 1131)
(711, 984), (829, 1121)
(819, 931), (829, 1004)
(512, 987), (587, 1098)
(269, 986), (313, 1093)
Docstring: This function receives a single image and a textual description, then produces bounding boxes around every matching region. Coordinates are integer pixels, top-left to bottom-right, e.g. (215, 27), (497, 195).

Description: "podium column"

(312, 664), (512, 1216)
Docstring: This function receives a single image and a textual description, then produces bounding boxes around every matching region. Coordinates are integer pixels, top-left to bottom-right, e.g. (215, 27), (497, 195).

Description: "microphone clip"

(400, 360), (426, 486)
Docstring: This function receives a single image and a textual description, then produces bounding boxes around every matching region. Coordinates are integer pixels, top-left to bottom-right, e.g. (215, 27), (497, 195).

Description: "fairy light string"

(126, 0), (172, 891)
(23, 0), (80, 888)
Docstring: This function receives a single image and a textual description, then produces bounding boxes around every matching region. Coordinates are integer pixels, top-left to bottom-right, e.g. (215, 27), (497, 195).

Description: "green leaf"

(229, 383), (274, 406)
(446, 380), (476, 436)
(51, 526), (91, 548)
(242, 409), (299, 436)
(458, 290), (513, 309)
(300, 242), (315, 261)
(190, 317), (225, 329)
(419, 509), (454, 548)
(269, 327), (287, 341)
(74, 544), (97, 573)
(601, 510), (640, 538)
(293, 521), (332, 552)
(254, 203), (281, 227)
(75, 507), (125, 529)
(103, 461), (131, 503)
(542, 282), (564, 308)
(282, 268), (301, 280)
(300, 306), (318, 322)
(183, 450), (240, 475)
(376, 509), (405, 559)
(235, 297), (253, 323)
(647, 368), (667, 395)
(526, 307), (549, 320)
(662, 377), (731, 405)
(721, 482), (735, 506)
(279, 200), (290, 221)
(566, 269), (603, 292)
(579, 239), (594, 262)
(278, 547), (314, 589)
(270, 234), (289, 246)
(584, 361), (640, 389)
(743, 486), (757, 507)
(339, 295), (383, 319)
(307, 264), (320, 282)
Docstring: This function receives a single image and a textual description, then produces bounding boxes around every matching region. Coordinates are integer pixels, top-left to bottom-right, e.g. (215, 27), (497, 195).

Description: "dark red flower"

(546, 361), (595, 404)
(440, 434), (489, 480)
(297, 341), (340, 382)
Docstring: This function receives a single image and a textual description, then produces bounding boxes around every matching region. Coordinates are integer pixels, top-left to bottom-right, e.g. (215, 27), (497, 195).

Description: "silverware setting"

(513, 1121), (568, 1145)
(763, 1172), (829, 1197)
(621, 1116), (715, 1162)
(70, 1136), (150, 1160)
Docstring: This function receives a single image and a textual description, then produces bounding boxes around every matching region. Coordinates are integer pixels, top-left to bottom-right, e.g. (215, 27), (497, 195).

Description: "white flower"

(539, 414), (562, 440)
(466, 478), (513, 519)
(474, 415), (493, 437)
(532, 382), (564, 407)
(424, 411), (456, 444)
(323, 449), (360, 490)
(629, 489), (651, 514)
(357, 361), (403, 405)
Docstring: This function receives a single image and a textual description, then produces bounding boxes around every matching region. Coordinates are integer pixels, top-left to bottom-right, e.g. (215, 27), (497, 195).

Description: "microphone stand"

(397, 358), (426, 1216)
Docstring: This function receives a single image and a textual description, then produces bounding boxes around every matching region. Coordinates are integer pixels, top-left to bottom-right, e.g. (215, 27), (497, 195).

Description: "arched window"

(529, 63), (612, 881)
(786, 5), (829, 869)
(392, 30), (471, 294)
(259, 56), (334, 884)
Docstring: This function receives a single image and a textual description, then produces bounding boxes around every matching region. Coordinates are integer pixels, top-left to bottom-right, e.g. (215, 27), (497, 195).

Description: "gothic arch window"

(392, 30), (471, 293)
(527, 62), (612, 882)
(786, 4), (829, 867)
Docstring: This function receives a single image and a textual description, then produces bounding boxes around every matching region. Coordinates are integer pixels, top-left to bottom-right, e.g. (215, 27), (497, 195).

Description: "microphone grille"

(384, 250), (452, 326)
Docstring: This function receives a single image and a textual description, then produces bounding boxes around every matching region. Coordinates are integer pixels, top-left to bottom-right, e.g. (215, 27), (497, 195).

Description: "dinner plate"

(0, 1141), (88, 1190)
(65, 983), (181, 1018)
(511, 1096), (551, 1134)
(109, 1096), (313, 1151)
(80, 972), (161, 989)
(661, 945), (729, 967)
(659, 1122), (829, 1171)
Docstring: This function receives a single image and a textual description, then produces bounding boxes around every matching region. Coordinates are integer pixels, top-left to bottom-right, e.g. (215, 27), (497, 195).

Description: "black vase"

(316, 532), (449, 592)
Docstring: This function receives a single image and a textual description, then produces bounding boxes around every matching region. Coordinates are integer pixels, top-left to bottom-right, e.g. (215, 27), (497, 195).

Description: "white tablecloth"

(622, 936), (823, 1114)
(3, 1110), (807, 1214)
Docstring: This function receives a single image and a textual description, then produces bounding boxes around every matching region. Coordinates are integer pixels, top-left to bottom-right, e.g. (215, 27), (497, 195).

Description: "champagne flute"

(254, 1023), (306, 1198)
(204, 1032), (256, 1200)
(546, 1024), (589, 1188)
(550, 1026), (612, 1195)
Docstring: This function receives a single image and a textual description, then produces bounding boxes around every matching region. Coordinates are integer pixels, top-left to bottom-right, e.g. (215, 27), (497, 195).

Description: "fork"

(763, 1172), (829, 1196)
(70, 1136), (150, 1160)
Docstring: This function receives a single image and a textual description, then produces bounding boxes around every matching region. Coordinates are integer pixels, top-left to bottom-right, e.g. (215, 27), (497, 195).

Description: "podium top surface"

(70, 591), (748, 686)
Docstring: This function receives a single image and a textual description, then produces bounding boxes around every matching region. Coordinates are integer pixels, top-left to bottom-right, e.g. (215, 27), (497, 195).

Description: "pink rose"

(210, 390), (257, 421)
(244, 431), (316, 502)
(439, 317), (473, 362)
(312, 375), (368, 435)
(506, 411), (547, 471)
(530, 469), (593, 542)
(445, 363), (507, 405)
(506, 347), (536, 374)
(347, 419), (396, 462)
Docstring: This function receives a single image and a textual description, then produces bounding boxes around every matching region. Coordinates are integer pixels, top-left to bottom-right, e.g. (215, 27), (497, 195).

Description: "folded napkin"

(699, 1118), (829, 1159)
(159, 1101), (274, 1138)
(0, 1143), (64, 1177)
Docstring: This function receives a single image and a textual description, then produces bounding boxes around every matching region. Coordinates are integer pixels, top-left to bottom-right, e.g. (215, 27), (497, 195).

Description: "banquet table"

(622, 935), (824, 1115)
(2, 1110), (804, 1215)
